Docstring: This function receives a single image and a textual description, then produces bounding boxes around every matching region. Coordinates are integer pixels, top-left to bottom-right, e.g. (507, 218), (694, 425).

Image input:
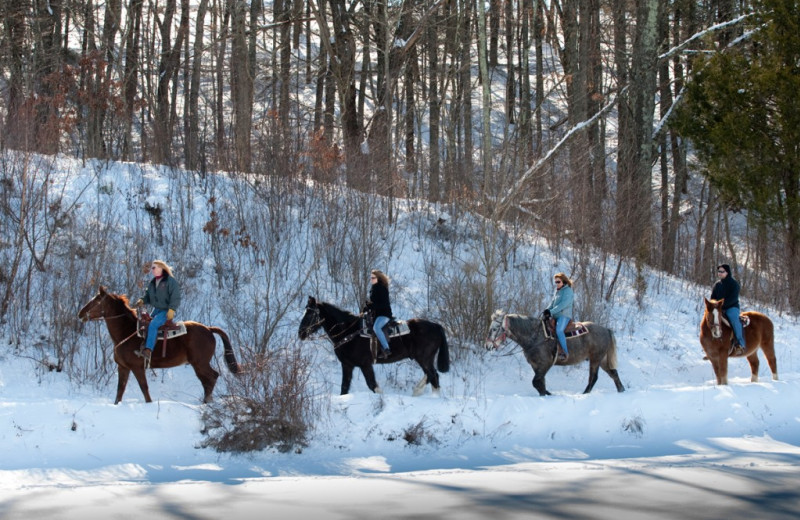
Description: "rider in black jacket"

(711, 263), (746, 355)
(367, 270), (393, 359)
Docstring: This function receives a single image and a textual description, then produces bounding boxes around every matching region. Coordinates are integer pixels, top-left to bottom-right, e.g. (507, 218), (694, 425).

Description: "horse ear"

(307, 296), (316, 305)
(99, 285), (107, 294)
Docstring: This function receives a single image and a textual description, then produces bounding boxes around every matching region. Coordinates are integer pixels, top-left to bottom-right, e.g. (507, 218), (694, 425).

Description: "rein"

(305, 306), (364, 349)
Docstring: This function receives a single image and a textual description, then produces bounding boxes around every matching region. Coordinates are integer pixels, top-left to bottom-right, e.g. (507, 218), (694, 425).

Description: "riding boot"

(729, 343), (745, 357)
(378, 347), (392, 359)
(142, 348), (152, 369)
(557, 345), (568, 362)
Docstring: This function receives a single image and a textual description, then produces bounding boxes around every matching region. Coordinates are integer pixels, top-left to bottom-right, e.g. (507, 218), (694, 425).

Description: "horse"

(699, 297), (777, 385)
(485, 310), (625, 396)
(297, 296), (450, 396)
(78, 286), (241, 404)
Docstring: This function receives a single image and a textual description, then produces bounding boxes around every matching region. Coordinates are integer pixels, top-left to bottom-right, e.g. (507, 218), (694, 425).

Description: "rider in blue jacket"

(545, 273), (574, 362)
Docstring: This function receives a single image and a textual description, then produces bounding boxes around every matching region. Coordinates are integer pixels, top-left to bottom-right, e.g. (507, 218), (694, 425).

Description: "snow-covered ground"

(1, 157), (799, 518)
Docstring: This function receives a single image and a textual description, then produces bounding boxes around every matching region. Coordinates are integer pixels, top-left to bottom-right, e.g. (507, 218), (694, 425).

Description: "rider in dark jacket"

(367, 270), (393, 359)
(711, 263), (745, 355)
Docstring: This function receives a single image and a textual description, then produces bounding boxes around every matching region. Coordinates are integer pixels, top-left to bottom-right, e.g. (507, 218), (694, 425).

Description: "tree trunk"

(186, 0), (209, 172)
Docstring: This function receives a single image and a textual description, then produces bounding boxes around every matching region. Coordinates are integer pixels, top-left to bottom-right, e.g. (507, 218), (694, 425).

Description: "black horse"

(485, 310), (625, 396)
(298, 296), (449, 396)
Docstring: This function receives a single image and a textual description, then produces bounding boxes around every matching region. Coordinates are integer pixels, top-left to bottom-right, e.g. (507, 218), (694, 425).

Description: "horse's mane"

(318, 300), (359, 321)
(105, 289), (135, 313)
(506, 313), (540, 338)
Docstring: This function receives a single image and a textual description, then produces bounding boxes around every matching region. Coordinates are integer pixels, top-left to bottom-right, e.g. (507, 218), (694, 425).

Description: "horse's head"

(298, 296), (323, 340)
(78, 286), (111, 322)
(704, 297), (724, 339)
(485, 310), (508, 350)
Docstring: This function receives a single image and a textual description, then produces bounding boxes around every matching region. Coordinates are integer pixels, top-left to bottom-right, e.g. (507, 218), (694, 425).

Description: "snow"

(1, 156), (800, 518)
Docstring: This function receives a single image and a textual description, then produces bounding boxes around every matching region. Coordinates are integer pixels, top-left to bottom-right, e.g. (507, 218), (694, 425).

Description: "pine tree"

(674, 0), (800, 310)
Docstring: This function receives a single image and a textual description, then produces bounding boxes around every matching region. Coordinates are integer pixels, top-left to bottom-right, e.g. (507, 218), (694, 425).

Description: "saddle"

(544, 317), (588, 340)
(360, 314), (410, 360)
(136, 309), (188, 357)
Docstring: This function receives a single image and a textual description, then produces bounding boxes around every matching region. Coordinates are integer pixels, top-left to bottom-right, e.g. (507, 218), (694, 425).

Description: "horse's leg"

(414, 357), (439, 396)
(340, 363), (355, 395)
(717, 351), (729, 385)
(602, 368), (625, 392)
(745, 350), (760, 383)
(115, 366), (131, 404)
(359, 364), (382, 394)
(192, 364), (220, 403)
(412, 374), (428, 397)
(582, 361), (601, 394)
(532, 369), (551, 396)
(130, 367), (153, 403)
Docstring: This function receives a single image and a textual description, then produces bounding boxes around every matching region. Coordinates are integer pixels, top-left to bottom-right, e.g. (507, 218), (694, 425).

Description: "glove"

(542, 309), (551, 319)
(135, 299), (144, 307)
(166, 309), (175, 320)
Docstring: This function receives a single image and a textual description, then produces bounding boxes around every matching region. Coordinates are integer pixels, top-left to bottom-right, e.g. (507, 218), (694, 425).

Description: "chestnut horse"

(699, 298), (777, 385)
(78, 286), (240, 404)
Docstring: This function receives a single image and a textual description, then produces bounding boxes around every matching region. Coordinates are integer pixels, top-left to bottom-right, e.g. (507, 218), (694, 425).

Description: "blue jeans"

(373, 315), (390, 351)
(145, 308), (168, 351)
(556, 316), (570, 354)
(725, 306), (746, 348)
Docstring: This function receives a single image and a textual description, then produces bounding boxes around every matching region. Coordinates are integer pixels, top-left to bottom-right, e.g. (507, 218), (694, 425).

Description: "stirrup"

(729, 344), (745, 357)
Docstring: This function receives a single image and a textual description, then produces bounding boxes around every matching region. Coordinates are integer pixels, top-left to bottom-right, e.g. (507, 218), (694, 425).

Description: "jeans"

(725, 306), (746, 348)
(145, 308), (168, 351)
(373, 315), (390, 351)
(556, 315), (570, 354)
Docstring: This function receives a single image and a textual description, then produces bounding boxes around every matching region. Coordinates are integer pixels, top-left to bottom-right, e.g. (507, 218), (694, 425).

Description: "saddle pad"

(137, 321), (187, 339)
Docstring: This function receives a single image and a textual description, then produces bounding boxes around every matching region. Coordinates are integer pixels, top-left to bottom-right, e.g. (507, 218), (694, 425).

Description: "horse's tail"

(437, 324), (450, 373)
(210, 326), (241, 374)
(606, 330), (619, 370)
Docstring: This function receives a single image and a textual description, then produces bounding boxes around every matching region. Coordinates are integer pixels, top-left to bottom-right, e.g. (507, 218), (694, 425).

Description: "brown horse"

(699, 297), (777, 385)
(78, 286), (240, 404)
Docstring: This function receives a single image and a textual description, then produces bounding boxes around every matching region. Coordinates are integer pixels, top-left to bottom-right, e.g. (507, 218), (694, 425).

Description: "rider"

(366, 269), (392, 359)
(135, 260), (181, 367)
(711, 263), (746, 356)
(544, 272), (574, 362)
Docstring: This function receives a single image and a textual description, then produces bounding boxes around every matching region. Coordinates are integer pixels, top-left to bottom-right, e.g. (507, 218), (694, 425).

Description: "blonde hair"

(151, 260), (173, 278)
(554, 272), (573, 288)
(371, 269), (389, 287)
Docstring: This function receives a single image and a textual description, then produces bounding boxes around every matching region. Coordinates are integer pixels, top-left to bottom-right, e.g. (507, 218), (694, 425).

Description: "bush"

(200, 345), (314, 453)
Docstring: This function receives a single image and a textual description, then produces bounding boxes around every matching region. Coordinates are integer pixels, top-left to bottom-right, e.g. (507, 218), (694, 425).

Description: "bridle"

(486, 313), (509, 350)
(81, 292), (131, 322)
(81, 292), (141, 349)
(302, 304), (365, 349)
(300, 305), (326, 339)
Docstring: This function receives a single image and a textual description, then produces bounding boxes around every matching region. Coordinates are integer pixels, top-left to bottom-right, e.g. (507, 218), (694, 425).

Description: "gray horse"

(485, 310), (625, 395)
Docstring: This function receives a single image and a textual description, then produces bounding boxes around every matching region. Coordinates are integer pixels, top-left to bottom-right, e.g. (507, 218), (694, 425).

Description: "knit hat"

(717, 264), (731, 275)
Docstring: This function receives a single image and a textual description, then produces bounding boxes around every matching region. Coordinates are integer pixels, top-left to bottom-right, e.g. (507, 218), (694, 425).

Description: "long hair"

(554, 272), (573, 288)
(371, 269), (389, 287)
(151, 260), (173, 278)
